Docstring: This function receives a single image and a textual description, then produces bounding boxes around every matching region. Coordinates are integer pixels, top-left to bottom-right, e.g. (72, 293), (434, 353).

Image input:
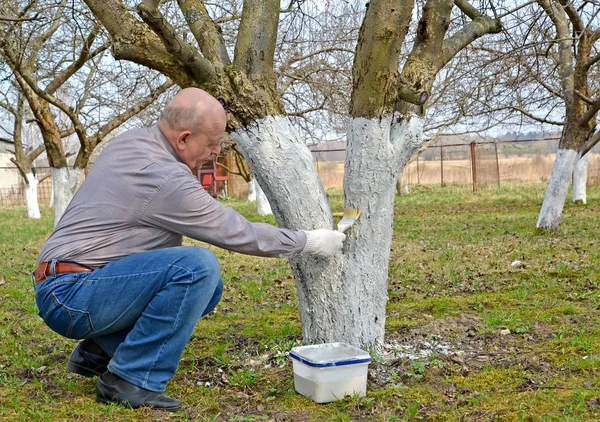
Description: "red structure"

(197, 157), (229, 197)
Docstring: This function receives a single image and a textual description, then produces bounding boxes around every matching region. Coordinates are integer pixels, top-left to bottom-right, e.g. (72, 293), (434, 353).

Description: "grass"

(1, 182), (600, 420)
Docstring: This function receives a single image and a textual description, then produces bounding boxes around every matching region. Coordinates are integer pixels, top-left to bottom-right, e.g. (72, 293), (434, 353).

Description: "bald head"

(159, 88), (226, 134)
(158, 88), (226, 173)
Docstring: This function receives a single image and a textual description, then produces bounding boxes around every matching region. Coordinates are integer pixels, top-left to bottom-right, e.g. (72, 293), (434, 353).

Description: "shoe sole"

(96, 395), (182, 411)
(67, 360), (105, 378)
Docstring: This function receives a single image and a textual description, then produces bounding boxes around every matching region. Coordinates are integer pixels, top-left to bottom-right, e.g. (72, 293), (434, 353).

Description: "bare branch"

(176, 0), (231, 65)
(136, 0), (216, 84)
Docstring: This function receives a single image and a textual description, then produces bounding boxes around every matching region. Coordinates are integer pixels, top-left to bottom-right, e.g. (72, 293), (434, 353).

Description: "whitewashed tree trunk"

(51, 167), (85, 225)
(537, 149), (579, 230)
(247, 177), (257, 202)
(572, 153), (589, 204)
(232, 116), (347, 342)
(255, 180), (272, 216)
(331, 114), (423, 346)
(235, 114), (424, 348)
(23, 172), (41, 219)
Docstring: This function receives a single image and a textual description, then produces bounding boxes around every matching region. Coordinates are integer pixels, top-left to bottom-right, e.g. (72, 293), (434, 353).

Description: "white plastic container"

(289, 342), (371, 403)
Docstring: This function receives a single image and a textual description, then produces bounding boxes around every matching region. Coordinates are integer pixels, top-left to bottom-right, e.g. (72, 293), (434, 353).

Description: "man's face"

(177, 125), (223, 173)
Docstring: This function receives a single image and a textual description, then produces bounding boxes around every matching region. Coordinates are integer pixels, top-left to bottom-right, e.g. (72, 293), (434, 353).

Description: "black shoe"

(67, 339), (110, 377)
(96, 371), (182, 411)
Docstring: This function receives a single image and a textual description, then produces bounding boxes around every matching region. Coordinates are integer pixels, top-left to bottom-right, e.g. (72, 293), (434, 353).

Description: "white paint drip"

(573, 153), (589, 204)
(537, 148), (578, 230)
(24, 172), (41, 219)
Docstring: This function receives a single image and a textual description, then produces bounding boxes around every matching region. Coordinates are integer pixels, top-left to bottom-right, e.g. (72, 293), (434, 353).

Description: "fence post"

(440, 145), (444, 187)
(470, 142), (477, 192)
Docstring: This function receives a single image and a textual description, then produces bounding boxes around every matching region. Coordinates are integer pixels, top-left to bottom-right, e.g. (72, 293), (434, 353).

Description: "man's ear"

(176, 131), (192, 151)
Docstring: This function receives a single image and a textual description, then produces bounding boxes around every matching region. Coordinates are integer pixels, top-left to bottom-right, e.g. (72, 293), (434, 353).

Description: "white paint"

(537, 148), (579, 230)
(284, 114), (426, 348)
(255, 180), (272, 216)
(23, 172), (41, 219)
(232, 115), (343, 346)
(231, 115), (330, 229)
(247, 177), (257, 202)
(572, 153), (589, 204)
(51, 167), (84, 226)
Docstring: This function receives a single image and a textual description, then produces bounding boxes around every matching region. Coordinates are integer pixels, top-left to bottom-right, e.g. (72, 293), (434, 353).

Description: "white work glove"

(302, 229), (346, 258)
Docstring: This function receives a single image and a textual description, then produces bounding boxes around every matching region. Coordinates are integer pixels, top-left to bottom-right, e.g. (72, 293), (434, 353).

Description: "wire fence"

(2, 138), (600, 206)
(0, 167), (53, 207)
(313, 137), (600, 191)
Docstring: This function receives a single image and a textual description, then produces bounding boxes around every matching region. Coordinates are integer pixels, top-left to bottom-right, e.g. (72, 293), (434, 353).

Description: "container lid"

(289, 342), (372, 368)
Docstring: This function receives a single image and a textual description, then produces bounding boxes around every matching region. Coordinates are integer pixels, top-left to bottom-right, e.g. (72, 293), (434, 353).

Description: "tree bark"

(572, 153), (589, 204)
(536, 149), (579, 229)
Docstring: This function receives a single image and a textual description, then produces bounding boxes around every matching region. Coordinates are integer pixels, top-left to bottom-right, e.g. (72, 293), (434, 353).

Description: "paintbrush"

(337, 208), (362, 233)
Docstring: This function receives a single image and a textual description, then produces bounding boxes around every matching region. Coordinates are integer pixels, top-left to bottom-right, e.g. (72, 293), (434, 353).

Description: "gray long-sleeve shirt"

(38, 125), (306, 268)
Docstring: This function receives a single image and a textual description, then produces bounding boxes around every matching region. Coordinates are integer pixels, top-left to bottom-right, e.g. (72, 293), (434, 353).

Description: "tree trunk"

(536, 149), (579, 229)
(23, 172), (41, 219)
(255, 180), (272, 216)
(51, 167), (85, 225)
(247, 177), (257, 202)
(572, 153), (589, 204)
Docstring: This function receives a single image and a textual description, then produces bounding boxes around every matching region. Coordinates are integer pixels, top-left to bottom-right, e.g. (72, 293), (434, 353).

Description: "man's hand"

(302, 229), (346, 258)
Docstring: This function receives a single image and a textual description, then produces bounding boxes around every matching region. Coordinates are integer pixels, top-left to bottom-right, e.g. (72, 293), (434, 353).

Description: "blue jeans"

(34, 246), (223, 392)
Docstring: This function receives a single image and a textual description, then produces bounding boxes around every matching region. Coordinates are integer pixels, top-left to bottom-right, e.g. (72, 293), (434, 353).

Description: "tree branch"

(580, 130), (600, 156)
(233, 0), (280, 79)
(176, 0), (231, 65)
(556, 0), (584, 35)
(45, 25), (108, 95)
(82, 0), (199, 87)
(441, 0), (502, 69)
(136, 0), (216, 84)
(510, 106), (564, 125)
(90, 80), (175, 148)
(536, 0), (574, 98)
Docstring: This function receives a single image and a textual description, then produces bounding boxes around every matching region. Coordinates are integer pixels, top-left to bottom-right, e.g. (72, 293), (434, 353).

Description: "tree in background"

(0, 0), (174, 225)
(0, 88), (46, 218)
(451, 1), (600, 226)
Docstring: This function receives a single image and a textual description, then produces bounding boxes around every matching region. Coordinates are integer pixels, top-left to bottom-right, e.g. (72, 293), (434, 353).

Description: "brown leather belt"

(33, 261), (94, 285)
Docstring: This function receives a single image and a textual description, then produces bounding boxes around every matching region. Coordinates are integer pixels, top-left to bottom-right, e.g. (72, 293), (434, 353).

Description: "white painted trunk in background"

(572, 153), (589, 204)
(24, 172), (41, 219)
(537, 149), (579, 230)
(51, 167), (84, 226)
(247, 178), (257, 202)
(255, 180), (273, 216)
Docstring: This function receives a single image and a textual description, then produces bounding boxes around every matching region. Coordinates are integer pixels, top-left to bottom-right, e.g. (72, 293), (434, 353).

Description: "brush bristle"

(342, 208), (362, 219)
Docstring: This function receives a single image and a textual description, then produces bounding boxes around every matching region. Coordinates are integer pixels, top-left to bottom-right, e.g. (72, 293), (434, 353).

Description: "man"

(33, 88), (345, 411)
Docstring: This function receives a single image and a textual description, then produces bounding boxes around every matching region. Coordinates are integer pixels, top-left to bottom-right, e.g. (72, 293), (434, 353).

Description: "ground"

(1, 182), (599, 421)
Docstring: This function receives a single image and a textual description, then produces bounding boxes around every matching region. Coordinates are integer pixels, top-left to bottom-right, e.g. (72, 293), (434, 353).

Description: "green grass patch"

(2, 183), (600, 420)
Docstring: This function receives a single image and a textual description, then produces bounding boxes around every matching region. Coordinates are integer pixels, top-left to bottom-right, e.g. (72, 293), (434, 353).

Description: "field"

(310, 153), (600, 190)
(1, 183), (600, 421)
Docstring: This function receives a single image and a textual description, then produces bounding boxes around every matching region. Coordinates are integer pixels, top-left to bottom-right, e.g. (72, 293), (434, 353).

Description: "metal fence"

(0, 167), (53, 207)
(313, 138), (600, 191)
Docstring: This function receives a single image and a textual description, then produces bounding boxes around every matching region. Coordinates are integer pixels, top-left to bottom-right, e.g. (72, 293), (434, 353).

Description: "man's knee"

(181, 247), (221, 285)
